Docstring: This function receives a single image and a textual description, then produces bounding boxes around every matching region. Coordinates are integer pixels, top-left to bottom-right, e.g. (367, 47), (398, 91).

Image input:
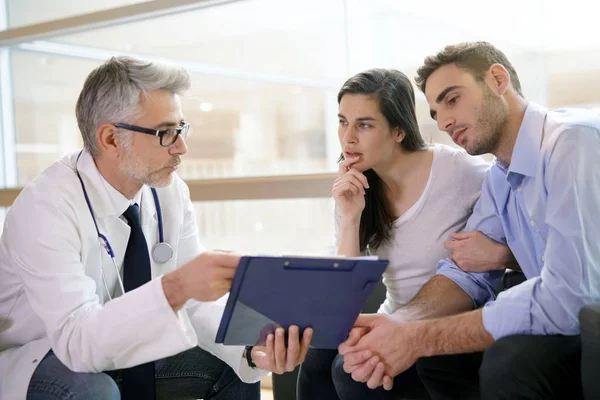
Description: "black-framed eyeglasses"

(113, 122), (190, 147)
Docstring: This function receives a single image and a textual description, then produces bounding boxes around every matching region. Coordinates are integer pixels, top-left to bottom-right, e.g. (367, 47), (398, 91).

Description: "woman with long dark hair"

(296, 68), (514, 399)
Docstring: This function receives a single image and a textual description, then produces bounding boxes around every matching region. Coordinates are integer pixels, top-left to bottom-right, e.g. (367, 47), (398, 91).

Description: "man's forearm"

(414, 308), (494, 356)
(394, 275), (474, 321)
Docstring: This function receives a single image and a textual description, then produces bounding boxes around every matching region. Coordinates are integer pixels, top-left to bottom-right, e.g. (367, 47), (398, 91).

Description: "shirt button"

(542, 256), (545, 262)
(517, 185), (522, 191)
(530, 220), (535, 227)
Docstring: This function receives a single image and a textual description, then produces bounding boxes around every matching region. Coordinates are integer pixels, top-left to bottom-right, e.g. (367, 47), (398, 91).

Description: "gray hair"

(75, 56), (191, 156)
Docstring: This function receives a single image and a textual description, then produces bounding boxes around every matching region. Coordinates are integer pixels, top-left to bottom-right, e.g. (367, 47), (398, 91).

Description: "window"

(3, 0), (600, 252)
(10, 50), (339, 183)
(195, 198), (335, 255)
(8, 0), (347, 185)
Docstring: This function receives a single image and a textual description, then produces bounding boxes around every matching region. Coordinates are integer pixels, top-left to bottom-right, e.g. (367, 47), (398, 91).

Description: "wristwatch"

(245, 345), (257, 369)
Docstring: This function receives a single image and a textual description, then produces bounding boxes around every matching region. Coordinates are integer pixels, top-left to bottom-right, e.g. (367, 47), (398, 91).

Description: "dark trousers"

(297, 348), (428, 400)
(27, 347), (260, 400)
(417, 335), (584, 400)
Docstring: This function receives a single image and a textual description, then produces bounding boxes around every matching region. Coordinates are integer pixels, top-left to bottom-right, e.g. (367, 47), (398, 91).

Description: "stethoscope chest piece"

(152, 242), (173, 264)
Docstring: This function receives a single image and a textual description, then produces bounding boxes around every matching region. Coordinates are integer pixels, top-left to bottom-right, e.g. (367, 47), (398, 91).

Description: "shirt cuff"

(482, 278), (538, 339)
(234, 346), (270, 383)
(436, 260), (496, 308)
(154, 276), (199, 348)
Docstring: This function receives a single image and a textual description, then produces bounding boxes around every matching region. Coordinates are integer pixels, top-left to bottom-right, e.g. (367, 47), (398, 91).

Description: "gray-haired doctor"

(0, 56), (312, 400)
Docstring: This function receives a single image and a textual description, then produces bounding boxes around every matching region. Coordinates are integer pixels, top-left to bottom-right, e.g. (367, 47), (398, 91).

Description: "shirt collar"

(495, 102), (547, 185)
(99, 173), (143, 217)
(74, 150), (146, 219)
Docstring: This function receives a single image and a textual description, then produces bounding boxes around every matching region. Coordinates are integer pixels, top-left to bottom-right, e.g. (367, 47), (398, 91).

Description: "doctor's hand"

(163, 252), (241, 312)
(444, 230), (516, 273)
(250, 325), (313, 374)
(338, 314), (420, 390)
(332, 156), (368, 220)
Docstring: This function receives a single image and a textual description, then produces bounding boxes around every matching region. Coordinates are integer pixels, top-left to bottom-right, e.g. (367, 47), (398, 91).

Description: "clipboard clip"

(282, 259), (356, 271)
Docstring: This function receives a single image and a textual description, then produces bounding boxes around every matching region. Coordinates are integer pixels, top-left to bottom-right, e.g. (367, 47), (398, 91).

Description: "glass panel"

(6, 0), (150, 29)
(10, 50), (338, 186)
(195, 198), (335, 255)
(177, 77), (335, 180)
(11, 51), (97, 184)
(343, 0), (546, 152)
(338, 0), (600, 149)
(51, 0), (347, 80)
(546, 51), (600, 109)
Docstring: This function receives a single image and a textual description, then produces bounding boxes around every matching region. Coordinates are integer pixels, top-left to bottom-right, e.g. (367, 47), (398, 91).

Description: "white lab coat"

(0, 150), (265, 399)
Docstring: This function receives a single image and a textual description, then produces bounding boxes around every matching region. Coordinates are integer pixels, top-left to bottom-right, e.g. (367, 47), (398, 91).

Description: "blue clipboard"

(215, 255), (388, 349)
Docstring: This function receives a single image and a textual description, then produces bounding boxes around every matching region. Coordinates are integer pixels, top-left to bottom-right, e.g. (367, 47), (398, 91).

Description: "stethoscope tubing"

(75, 151), (169, 300)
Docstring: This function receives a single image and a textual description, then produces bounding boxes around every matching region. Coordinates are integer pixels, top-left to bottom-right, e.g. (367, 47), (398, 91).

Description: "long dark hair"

(338, 68), (428, 251)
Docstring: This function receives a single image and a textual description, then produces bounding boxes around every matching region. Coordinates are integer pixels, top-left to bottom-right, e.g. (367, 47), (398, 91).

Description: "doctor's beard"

(119, 151), (180, 188)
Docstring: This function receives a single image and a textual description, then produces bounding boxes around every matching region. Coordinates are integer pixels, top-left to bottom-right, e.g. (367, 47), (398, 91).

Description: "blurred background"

(1, 0), (598, 254)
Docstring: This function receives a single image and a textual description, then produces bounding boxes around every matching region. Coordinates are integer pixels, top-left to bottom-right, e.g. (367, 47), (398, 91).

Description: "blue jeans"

(297, 348), (428, 400)
(27, 347), (260, 400)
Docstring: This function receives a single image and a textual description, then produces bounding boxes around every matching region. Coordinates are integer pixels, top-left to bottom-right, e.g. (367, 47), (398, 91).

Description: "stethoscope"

(75, 151), (173, 300)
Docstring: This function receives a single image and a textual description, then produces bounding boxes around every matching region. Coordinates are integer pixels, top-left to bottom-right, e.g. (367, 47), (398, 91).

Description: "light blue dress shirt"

(437, 102), (600, 339)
